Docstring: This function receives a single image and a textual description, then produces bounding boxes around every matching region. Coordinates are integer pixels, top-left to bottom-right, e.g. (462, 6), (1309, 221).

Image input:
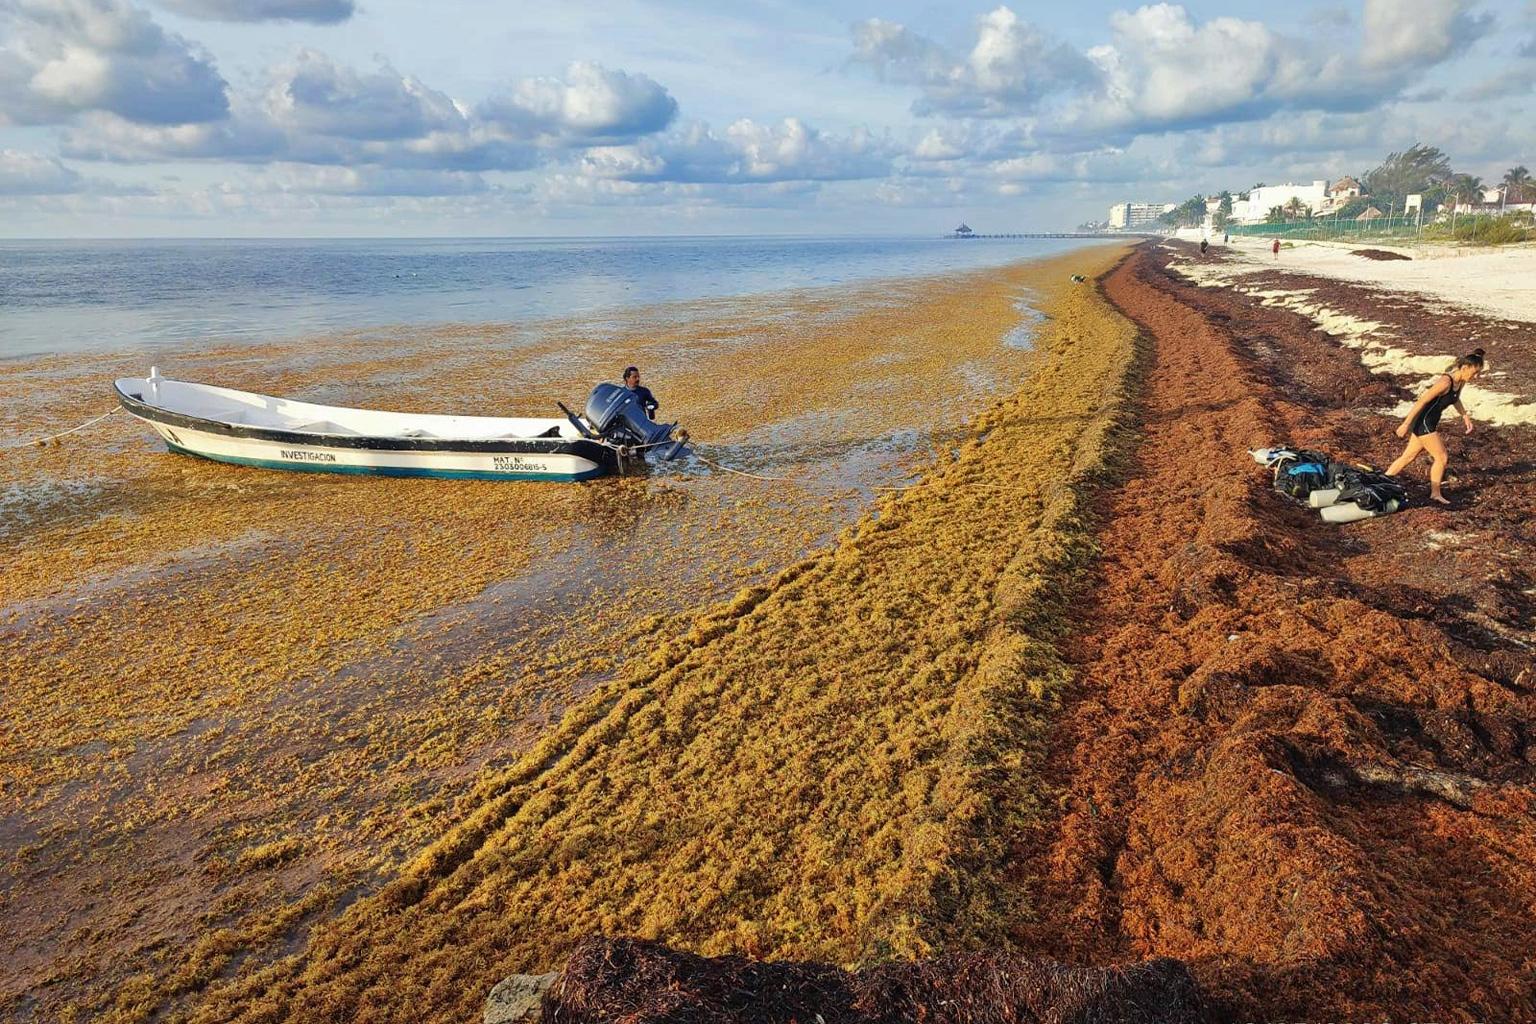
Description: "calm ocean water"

(0, 235), (1103, 359)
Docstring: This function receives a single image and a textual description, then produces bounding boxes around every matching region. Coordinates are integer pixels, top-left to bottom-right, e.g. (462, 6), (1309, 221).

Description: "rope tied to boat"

(687, 449), (801, 483)
(5, 406), (119, 451)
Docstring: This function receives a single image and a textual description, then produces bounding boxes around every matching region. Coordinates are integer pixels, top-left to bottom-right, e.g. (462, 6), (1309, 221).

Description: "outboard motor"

(573, 383), (691, 461)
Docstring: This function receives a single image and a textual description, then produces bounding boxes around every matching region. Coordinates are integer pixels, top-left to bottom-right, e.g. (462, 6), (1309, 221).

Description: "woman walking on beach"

(1386, 349), (1485, 505)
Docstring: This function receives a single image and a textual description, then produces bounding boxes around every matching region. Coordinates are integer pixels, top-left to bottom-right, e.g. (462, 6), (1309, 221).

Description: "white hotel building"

(1230, 181), (1329, 223)
(1108, 202), (1177, 229)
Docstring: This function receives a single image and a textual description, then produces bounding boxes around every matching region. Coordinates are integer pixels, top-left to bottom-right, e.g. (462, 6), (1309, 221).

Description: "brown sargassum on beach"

(540, 935), (1205, 1024)
(1009, 243), (1535, 1021)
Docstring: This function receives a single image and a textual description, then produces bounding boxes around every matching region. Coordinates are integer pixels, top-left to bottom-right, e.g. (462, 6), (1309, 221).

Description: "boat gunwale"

(113, 380), (619, 466)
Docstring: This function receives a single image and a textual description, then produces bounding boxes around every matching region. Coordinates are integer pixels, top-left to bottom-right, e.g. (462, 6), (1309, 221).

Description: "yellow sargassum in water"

(151, 248), (1142, 1024)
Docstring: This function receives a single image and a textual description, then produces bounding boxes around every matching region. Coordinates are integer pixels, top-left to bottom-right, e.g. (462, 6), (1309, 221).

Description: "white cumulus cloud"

(0, 0), (227, 125)
(851, 6), (1093, 117)
(58, 54), (682, 178)
(478, 62), (678, 144)
(578, 118), (892, 184)
(265, 50), (465, 142)
(1081, 4), (1344, 131)
(851, 2), (1499, 152)
(1361, 0), (1492, 70)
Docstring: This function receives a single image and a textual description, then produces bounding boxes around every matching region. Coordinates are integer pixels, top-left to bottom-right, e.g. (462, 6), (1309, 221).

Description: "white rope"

(685, 439), (932, 490)
(689, 450), (802, 483)
(6, 406), (119, 450)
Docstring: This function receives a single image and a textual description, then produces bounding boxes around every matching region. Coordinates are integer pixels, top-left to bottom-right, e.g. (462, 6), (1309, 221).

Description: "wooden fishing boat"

(114, 369), (686, 481)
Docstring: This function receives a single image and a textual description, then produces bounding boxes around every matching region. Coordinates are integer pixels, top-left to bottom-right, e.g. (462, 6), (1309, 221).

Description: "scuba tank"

(1320, 498), (1401, 524)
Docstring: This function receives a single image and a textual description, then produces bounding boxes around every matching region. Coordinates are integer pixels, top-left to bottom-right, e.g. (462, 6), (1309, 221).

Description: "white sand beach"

(1165, 239), (1536, 427)
(1215, 237), (1536, 324)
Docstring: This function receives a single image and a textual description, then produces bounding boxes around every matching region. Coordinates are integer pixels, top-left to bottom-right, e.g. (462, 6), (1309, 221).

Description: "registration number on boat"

(493, 455), (552, 473)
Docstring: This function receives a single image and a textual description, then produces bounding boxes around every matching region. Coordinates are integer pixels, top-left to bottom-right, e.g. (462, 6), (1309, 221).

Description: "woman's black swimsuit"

(1411, 373), (1462, 436)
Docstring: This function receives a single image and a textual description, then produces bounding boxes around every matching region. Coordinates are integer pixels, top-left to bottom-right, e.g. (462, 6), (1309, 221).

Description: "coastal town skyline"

(2, 0), (1534, 236)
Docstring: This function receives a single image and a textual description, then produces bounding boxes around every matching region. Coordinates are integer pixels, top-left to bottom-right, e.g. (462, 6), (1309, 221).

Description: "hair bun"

(1472, 347), (1486, 357)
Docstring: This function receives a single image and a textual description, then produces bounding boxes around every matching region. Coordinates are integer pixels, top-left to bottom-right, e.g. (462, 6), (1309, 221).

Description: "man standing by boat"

(623, 366), (659, 420)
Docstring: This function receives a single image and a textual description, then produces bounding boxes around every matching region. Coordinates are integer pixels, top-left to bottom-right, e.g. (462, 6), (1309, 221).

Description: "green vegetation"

(1212, 191), (1233, 229)
(1332, 196), (1377, 219)
(1503, 165), (1531, 203)
(1361, 148), (1532, 215)
(1159, 195), (1207, 228)
(1421, 212), (1535, 244)
(1363, 143), (1454, 214)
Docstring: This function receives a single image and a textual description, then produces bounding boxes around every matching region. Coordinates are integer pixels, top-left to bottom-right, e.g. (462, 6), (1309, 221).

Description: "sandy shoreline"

(1209, 235), (1536, 324)
(1166, 240), (1536, 428)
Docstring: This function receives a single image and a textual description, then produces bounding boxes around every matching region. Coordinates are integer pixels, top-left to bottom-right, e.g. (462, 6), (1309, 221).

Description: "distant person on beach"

(1199, 239), (1209, 255)
(1223, 232), (1229, 244)
(1272, 239), (1280, 258)
(1385, 349), (1486, 505)
(623, 366), (659, 419)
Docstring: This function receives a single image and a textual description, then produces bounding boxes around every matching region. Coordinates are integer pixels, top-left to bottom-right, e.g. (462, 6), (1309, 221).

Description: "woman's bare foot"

(1430, 493), (1451, 506)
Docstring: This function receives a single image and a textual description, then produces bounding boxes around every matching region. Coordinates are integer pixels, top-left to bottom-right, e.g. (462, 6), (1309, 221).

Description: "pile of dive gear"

(1251, 446), (1408, 523)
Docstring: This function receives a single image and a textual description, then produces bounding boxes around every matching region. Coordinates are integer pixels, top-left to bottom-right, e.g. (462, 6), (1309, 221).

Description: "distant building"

(1321, 176), (1363, 213)
(1237, 181), (1328, 222)
(1355, 206), (1384, 221)
(1108, 201), (1171, 230)
(953, 223), (974, 237)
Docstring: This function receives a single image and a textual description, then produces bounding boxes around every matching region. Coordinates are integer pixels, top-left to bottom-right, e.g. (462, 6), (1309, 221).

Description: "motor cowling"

(585, 382), (677, 450)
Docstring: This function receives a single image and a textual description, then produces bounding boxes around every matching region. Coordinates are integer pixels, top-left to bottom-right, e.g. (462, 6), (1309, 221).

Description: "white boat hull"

(148, 421), (608, 481)
(115, 374), (622, 482)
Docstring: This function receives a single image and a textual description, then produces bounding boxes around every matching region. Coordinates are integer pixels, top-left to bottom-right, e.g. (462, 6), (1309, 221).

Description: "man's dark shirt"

(629, 384), (659, 419)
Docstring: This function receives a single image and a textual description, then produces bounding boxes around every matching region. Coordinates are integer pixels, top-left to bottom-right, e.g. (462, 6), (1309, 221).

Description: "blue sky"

(1, 0), (1532, 236)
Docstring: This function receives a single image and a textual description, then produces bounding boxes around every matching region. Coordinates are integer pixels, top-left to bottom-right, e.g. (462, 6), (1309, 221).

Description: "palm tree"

(1446, 173), (1483, 211)
(1503, 166), (1531, 202)
(1283, 196), (1310, 220)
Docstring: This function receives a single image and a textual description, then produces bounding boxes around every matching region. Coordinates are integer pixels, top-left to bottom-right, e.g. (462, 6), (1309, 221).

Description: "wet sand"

(0, 244), (1126, 1020)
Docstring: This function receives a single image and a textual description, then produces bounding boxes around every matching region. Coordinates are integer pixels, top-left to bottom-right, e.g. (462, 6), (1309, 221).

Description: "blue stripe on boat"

(164, 442), (606, 482)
